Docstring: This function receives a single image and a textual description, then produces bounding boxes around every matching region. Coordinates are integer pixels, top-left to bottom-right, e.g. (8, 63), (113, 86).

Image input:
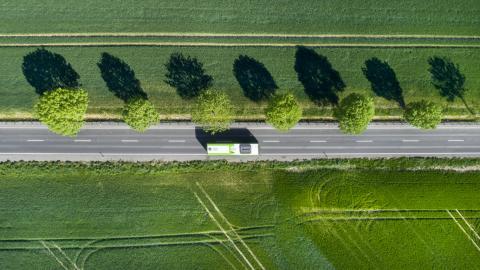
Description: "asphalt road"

(1, 123), (480, 161)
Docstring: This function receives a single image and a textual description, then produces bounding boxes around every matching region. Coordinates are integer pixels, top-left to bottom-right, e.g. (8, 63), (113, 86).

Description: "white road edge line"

(27, 139), (44, 142)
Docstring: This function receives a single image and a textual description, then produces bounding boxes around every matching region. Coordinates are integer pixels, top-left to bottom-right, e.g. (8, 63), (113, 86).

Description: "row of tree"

(22, 47), (469, 137)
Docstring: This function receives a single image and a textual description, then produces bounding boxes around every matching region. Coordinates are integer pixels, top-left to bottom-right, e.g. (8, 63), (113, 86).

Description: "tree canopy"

(34, 88), (88, 136)
(233, 55), (277, 101)
(265, 93), (302, 131)
(334, 93), (375, 134)
(191, 89), (233, 134)
(164, 53), (213, 99)
(122, 98), (160, 132)
(404, 100), (443, 129)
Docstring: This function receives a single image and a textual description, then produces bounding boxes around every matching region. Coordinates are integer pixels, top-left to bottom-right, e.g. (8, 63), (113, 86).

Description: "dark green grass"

(1, 0), (479, 35)
(1, 46), (479, 119)
(0, 160), (479, 269)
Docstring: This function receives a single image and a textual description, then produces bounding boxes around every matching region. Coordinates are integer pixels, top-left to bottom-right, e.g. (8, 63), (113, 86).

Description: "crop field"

(0, 161), (479, 269)
(1, 0), (479, 35)
(0, 0), (479, 120)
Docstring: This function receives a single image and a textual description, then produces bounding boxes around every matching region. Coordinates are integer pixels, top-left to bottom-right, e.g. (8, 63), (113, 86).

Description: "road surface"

(0, 122), (479, 161)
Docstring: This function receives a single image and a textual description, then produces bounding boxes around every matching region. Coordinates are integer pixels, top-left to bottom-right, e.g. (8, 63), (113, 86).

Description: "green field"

(0, 0), (479, 120)
(1, 0), (479, 35)
(2, 46), (480, 119)
(1, 160), (480, 269)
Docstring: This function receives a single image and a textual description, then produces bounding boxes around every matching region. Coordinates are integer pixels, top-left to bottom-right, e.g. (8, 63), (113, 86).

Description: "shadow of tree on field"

(22, 48), (80, 95)
(294, 46), (345, 105)
(233, 55), (277, 102)
(428, 56), (474, 115)
(164, 52), (213, 100)
(97, 53), (147, 102)
(362, 57), (405, 108)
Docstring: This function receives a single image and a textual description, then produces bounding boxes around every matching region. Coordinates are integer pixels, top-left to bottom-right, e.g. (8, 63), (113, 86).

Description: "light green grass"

(1, 46), (479, 119)
(1, 0), (479, 35)
(0, 160), (479, 269)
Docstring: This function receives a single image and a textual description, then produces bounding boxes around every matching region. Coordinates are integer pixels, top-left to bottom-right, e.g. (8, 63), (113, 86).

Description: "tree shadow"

(233, 55), (277, 102)
(164, 53), (213, 100)
(22, 48), (80, 95)
(362, 57), (405, 108)
(294, 46), (345, 105)
(97, 53), (147, 102)
(428, 56), (474, 114)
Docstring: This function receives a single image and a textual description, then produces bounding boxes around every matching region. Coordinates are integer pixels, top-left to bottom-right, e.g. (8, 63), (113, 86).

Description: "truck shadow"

(195, 127), (258, 151)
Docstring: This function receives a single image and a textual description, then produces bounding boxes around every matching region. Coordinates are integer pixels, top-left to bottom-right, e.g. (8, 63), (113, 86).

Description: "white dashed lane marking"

(27, 139), (44, 142)
(121, 139), (139, 143)
(356, 140), (373, 143)
(448, 139), (465, 142)
(402, 139), (420, 142)
(168, 140), (186, 143)
(263, 140), (280, 143)
(310, 140), (327, 143)
(74, 139), (91, 142)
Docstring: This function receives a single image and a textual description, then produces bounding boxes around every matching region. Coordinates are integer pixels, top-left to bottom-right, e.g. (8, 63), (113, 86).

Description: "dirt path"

(0, 42), (478, 48)
(0, 32), (479, 39)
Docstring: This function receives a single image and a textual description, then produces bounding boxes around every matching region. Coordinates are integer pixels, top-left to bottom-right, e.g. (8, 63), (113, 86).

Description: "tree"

(22, 48), (80, 95)
(34, 88), (88, 136)
(404, 100), (442, 129)
(428, 56), (474, 114)
(122, 98), (160, 132)
(191, 89), (233, 134)
(265, 93), (302, 131)
(164, 53), (213, 99)
(334, 93), (375, 134)
(233, 55), (277, 101)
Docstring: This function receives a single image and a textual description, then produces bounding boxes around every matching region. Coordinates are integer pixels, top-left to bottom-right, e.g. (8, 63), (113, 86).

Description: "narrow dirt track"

(0, 42), (479, 48)
(0, 32), (479, 39)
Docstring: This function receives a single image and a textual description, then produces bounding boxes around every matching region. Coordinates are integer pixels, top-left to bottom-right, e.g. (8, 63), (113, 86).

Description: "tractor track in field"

(0, 42), (478, 48)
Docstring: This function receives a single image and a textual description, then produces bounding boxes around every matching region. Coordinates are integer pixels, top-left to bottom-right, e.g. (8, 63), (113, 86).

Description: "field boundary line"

(0, 42), (479, 48)
(40, 241), (70, 270)
(446, 210), (480, 253)
(455, 209), (480, 241)
(196, 183), (266, 270)
(0, 32), (479, 39)
(193, 191), (254, 270)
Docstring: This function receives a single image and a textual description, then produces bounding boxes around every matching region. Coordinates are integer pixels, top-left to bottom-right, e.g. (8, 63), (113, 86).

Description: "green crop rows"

(1, 160), (479, 269)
